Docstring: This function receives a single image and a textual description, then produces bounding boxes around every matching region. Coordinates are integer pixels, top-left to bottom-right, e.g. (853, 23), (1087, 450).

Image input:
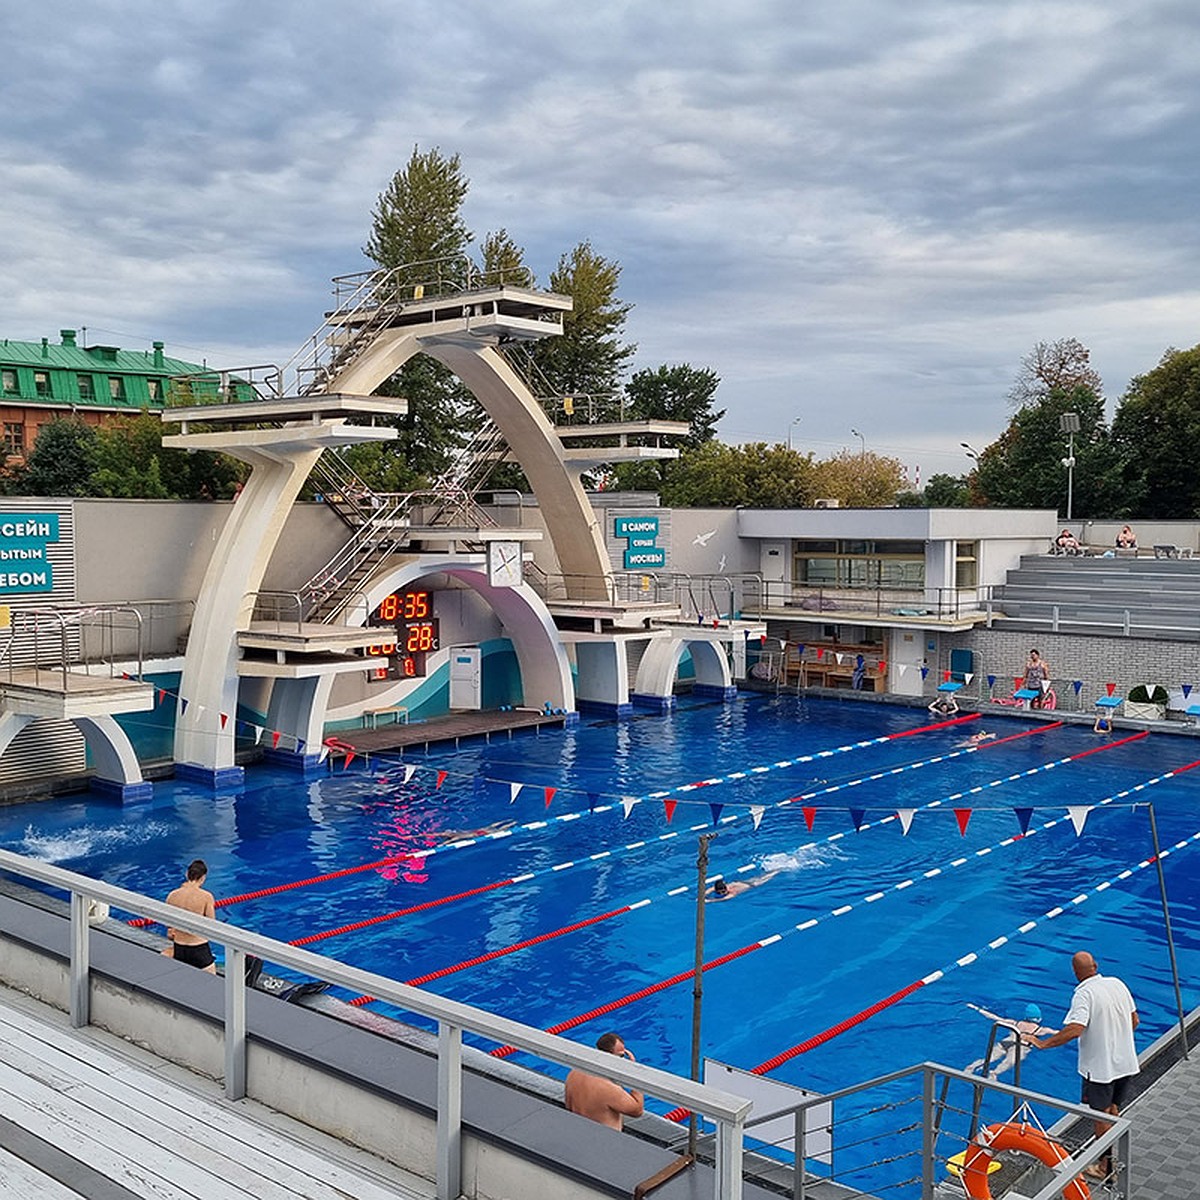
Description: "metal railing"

(732, 1061), (1129, 1200)
(0, 850), (751, 1200)
(744, 579), (990, 622)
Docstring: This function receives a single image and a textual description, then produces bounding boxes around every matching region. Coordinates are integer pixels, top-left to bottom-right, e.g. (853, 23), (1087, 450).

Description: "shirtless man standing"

(564, 1032), (644, 1130)
(164, 859), (217, 974)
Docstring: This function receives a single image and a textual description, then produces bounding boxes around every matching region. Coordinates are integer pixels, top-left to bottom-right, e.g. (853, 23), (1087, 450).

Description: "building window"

(77, 374), (95, 401)
(793, 539), (926, 591)
(109, 376), (126, 401)
(33, 371), (50, 397)
(3, 423), (25, 455)
(955, 541), (978, 589)
(147, 378), (162, 401)
(1, 369), (17, 396)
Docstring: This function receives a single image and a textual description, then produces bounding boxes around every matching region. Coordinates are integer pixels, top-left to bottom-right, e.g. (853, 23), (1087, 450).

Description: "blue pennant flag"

(1073, 680), (1083, 695)
(920, 666), (929, 680)
(587, 792), (600, 813)
(1184, 684), (1194, 699)
(1014, 807), (1034, 835)
(709, 803), (724, 827)
(850, 808), (867, 831)
(987, 674), (996, 689)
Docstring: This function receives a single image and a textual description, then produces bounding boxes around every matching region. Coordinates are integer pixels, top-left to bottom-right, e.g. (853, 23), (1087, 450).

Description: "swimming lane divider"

(283, 726), (1078, 948)
(489, 752), (1188, 1064)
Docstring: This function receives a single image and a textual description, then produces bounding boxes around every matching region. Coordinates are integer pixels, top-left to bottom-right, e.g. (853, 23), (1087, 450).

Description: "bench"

(363, 705), (408, 728)
(1153, 544), (1194, 559)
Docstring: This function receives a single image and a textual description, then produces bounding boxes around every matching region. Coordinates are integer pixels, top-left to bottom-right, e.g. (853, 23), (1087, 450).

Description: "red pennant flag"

(1013, 677), (1023, 691)
(878, 659), (887, 674)
(1105, 681), (1116, 697)
(663, 799), (677, 822)
(802, 806), (817, 831)
(436, 770), (448, 789)
(954, 808), (972, 835)
(544, 786), (556, 809)
(220, 712), (228, 729)
(759, 634), (767, 646)
(816, 647), (825, 659)
(271, 730), (281, 748)
(943, 669), (951, 682)
(158, 689), (166, 704)
(121, 671), (131, 680)
(343, 751), (355, 770)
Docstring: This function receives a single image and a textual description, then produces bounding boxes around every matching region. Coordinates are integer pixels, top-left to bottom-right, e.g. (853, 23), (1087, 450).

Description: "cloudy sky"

(3, 0), (1197, 478)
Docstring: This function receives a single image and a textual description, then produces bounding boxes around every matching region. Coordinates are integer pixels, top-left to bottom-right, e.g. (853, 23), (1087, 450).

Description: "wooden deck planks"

(0, 1004), (418, 1200)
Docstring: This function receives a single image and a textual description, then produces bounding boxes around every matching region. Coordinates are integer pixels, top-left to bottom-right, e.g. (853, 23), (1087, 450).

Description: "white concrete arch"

(634, 635), (734, 700)
(75, 716), (149, 790)
(327, 328), (611, 600)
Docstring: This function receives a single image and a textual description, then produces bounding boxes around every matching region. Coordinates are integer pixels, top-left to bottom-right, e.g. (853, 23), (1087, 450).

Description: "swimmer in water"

(957, 731), (996, 747)
(433, 820), (516, 843)
(706, 871), (779, 900)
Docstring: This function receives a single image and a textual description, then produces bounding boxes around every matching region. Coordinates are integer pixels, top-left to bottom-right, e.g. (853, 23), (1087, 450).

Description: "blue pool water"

(3, 694), (1199, 1166)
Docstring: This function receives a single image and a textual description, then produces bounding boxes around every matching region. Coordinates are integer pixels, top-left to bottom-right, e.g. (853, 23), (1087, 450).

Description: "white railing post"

(69, 891), (90, 1028)
(224, 946), (247, 1100)
(437, 1021), (463, 1200)
(714, 1112), (745, 1200)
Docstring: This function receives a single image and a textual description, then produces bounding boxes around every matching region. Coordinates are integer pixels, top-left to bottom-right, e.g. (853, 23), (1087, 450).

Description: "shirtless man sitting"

(164, 859), (217, 973)
(564, 1032), (644, 1130)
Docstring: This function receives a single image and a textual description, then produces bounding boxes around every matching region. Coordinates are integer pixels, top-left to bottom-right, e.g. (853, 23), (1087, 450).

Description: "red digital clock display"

(366, 590), (439, 677)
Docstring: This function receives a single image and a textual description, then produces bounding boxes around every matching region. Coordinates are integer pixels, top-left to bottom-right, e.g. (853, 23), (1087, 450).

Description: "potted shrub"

(1125, 684), (1169, 720)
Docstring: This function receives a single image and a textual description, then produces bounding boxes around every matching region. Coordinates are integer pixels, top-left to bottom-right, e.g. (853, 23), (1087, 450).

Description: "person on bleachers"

(1055, 528), (1082, 554)
(1116, 525), (1138, 550)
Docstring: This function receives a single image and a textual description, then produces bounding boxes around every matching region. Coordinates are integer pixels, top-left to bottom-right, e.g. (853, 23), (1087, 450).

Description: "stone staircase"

(990, 555), (1200, 640)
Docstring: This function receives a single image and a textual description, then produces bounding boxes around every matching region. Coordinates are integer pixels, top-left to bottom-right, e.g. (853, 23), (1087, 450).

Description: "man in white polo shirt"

(1024, 949), (1139, 1180)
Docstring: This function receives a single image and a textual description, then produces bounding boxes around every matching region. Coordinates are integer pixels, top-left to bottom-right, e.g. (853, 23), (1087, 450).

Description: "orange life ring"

(960, 1122), (1089, 1200)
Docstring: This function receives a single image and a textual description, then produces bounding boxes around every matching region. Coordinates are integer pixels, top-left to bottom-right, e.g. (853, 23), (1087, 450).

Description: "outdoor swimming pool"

(3, 694), (1198, 1167)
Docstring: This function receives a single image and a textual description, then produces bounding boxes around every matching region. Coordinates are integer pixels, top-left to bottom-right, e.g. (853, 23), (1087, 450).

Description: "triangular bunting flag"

(587, 792), (600, 812)
(750, 804), (765, 830)
(802, 806), (817, 831)
(436, 770), (448, 789)
(220, 712), (228, 729)
(343, 751), (355, 770)
(759, 634), (767, 646)
(920, 666), (929, 680)
(943, 669), (951, 683)
(964, 673), (974, 685)
(898, 663), (908, 677)
(403, 765), (416, 784)
(622, 796), (637, 818)
(709, 802), (724, 826)
(849, 808), (866, 831)
(1014, 807), (1033, 835)
(157, 688), (166, 704)
(954, 808), (972, 835)
(1184, 683), (1194, 699)
(509, 782), (522, 803)
(816, 647), (825, 659)
(987, 674), (996, 689)
(180, 698), (189, 715)
(877, 659), (886, 674)
(1105, 682), (1116, 696)
(196, 704), (206, 716)
(1072, 680), (1083, 695)
(796, 644), (805, 657)
(1013, 677), (1023, 691)
(297, 739), (306, 754)
(663, 799), (677, 822)
(1067, 806), (1092, 836)
(896, 808), (916, 835)
(544, 786), (556, 809)
(271, 730), (281, 748)
(835, 652), (844, 665)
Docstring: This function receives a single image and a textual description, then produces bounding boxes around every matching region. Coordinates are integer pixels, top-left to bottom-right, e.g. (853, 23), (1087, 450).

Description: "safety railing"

(742, 579), (990, 621)
(164, 364), (283, 406)
(0, 849), (752, 1200)
(729, 1061), (1128, 1200)
(249, 589), (371, 632)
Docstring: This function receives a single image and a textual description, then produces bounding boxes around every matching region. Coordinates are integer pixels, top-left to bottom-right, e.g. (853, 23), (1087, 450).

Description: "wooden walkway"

(0, 991), (429, 1200)
(335, 707), (567, 754)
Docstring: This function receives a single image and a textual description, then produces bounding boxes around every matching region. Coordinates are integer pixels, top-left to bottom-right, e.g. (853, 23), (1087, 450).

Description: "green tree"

(364, 146), (471, 285)
(479, 228), (532, 287)
(1111, 344), (1200, 517)
(661, 442), (817, 508)
(533, 241), (635, 403)
(13, 420), (99, 497)
(92, 413), (171, 498)
(923, 473), (971, 507)
(972, 385), (1119, 516)
(1009, 337), (1104, 407)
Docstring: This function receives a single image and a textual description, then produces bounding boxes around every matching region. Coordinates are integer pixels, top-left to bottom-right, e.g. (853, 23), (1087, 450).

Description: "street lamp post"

(850, 427), (865, 460)
(788, 416), (802, 450)
(960, 441), (980, 463)
(1059, 412), (1080, 521)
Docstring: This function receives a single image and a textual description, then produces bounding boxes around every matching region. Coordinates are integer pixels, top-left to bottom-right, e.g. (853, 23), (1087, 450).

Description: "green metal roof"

(0, 333), (203, 376)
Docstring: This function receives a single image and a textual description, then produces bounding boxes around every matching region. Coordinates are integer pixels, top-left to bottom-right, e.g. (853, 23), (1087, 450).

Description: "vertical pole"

(224, 946), (247, 1100)
(794, 1107), (807, 1200)
(689, 833), (717, 1157)
(69, 891), (90, 1028)
(1147, 803), (1189, 1059)
(920, 1067), (936, 1200)
(1067, 429), (1075, 522)
(714, 1113), (744, 1200)
(437, 1021), (463, 1200)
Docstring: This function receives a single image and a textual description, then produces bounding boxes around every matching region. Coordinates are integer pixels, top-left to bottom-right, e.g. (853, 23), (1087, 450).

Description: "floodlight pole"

(1146, 802), (1189, 1060)
(690, 832), (718, 1156)
(1059, 412), (1080, 522)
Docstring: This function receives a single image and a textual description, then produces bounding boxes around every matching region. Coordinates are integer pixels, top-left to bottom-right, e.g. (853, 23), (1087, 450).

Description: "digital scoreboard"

(365, 590), (439, 678)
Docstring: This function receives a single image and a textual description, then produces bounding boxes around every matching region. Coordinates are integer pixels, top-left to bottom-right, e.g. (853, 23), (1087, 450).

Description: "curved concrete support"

(634, 635), (734, 700)
(170, 438), (325, 777)
(263, 674), (336, 766)
(76, 716), (153, 800)
(0, 712), (35, 760)
(328, 329), (612, 600)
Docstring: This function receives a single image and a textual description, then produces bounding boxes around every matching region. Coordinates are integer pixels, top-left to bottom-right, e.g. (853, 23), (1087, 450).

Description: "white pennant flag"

(896, 808), (916, 835)
(750, 804), (766, 830)
(621, 796), (638, 819)
(509, 782), (523, 804)
(897, 664), (908, 676)
(964, 673), (974, 685)
(835, 652), (845, 665)
(1066, 806), (1092, 836)
(403, 765), (417, 784)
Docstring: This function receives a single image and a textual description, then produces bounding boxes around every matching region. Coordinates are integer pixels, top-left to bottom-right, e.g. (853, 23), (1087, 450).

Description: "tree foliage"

(625, 364), (723, 448)
(811, 450), (906, 508)
(1111, 344), (1200, 518)
(1009, 337), (1103, 408)
(659, 443), (817, 508)
(478, 228), (531, 287)
(970, 385), (1119, 516)
(922, 473), (971, 507)
(12, 420), (99, 496)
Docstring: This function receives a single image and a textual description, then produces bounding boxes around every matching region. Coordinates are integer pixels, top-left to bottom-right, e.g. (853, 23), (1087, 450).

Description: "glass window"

(33, 370), (50, 397)
(109, 376), (126, 400)
(147, 378), (162, 401)
(0, 369), (17, 395)
(77, 374), (94, 400)
(955, 541), (978, 589)
(3, 422), (25, 454)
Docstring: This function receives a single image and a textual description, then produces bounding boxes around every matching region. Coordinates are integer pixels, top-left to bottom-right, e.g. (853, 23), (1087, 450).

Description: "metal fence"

(0, 849), (752, 1200)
